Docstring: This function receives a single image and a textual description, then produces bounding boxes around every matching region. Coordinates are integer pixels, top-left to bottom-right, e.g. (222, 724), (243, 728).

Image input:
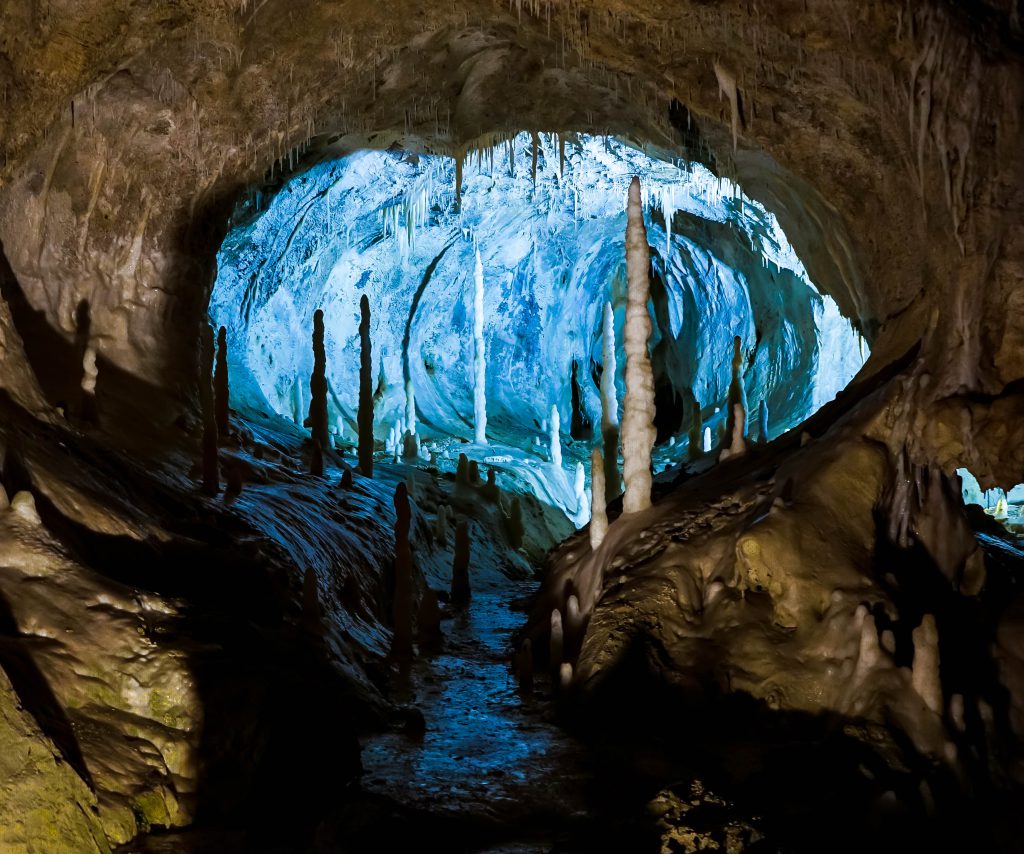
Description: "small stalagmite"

(417, 589), (442, 646)
(451, 519), (471, 606)
(550, 608), (564, 674)
(912, 614), (943, 715)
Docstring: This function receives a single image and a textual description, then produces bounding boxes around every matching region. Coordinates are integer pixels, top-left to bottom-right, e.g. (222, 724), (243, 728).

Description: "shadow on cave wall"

(567, 630), (1007, 854)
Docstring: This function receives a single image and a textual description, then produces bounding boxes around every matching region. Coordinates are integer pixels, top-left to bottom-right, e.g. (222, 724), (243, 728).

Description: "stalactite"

(473, 248), (487, 444)
(621, 177), (656, 514)
(199, 324), (219, 496)
(358, 294), (374, 477)
(590, 448), (607, 549)
(214, 326), (229, 439)
(392, 482), (413, 656)
(758, 399), (769, 443)
(600, 301), (620, 504)
(451, 519), (471, 605)
(549, 404), (562, 468)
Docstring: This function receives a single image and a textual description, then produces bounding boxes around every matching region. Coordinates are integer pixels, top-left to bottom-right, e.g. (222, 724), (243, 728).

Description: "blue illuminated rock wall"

(211, 133), (865, 461)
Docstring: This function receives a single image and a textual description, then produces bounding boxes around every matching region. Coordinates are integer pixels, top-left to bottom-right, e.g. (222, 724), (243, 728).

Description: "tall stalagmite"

(199, 324), (219, 496)
(600, 301), (620, 504)
(549, 404), (562, 468)
(392, 481), (413, 655)
(473, 248), (487, 445)
(590, 448), (607, 549)
(309, 309), (329, 451)
(358, 295), (374, 477)
(621, 177), (656, 514)
(451, 520), (471, 605)
(725, 336), (747, 442)
(214, 326), (229, 439)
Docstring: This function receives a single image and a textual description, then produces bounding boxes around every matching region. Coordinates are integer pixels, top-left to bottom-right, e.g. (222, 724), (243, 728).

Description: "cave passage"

(210, 132), (867, 524)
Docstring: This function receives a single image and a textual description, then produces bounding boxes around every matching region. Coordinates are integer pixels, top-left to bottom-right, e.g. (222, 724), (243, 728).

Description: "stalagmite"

(688, 392), (702, 461)
(80, 346), (98, 423)
(550, 608), (564, 672)
(417, 589), (442, 646)
(559, 662), (573, 692)
(621, 177), (656, 514)
(549, 404), (562, 468)
(307, 309), (327, 452)
(590, 448), (607, 549)
(703, 426), (712, 452)
(565, 594), (583, 657)
(434, 505), (448, 544)
(199, 324), (219, 496)
(11, 492), (40, 525)
(720, 402), (748, 460)
(392, 482), (413, 655)
(912, 614), (943, 715)
(451, 520), (471, 605)
(506, 496), (524, 549)
(473, 248), (487, 445)
(574, 461), (587, 520)
(214, 326), (229, 439)
(358, 295), (374, 477)
(600, 302), (620, 502)
(758, 399), (769, 443)
(456, 453), (471, 485)
(468, 459), (480, 484)
(725, 336), (747, 441)
(482, 468), (500, 501)
(310, 441), (324, 476)
(405, 378), (417, 443)
(340, 467), (353, 490)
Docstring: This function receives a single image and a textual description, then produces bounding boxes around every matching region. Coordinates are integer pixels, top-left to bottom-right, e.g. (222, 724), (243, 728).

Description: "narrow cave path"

(353, 579), (596, 852)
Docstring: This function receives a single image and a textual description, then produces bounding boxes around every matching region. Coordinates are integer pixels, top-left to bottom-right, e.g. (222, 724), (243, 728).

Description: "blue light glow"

(211, 133), (867, 520)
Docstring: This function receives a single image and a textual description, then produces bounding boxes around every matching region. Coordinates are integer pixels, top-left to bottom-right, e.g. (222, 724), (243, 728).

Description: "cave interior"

(0, 1), (1022, 852)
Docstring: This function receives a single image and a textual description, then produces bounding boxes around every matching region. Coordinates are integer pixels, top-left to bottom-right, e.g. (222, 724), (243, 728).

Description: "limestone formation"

(309, 309), (330, 451)
(621, 177), (656, 514)
(215, 326), (230, 439)
(358, 294), (374, 477)
(392, 482), (414, 655)
(451, 520), (471, 606)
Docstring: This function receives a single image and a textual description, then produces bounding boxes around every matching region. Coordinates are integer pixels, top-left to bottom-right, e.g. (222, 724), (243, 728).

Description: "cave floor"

(356, 581), (593, 851)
